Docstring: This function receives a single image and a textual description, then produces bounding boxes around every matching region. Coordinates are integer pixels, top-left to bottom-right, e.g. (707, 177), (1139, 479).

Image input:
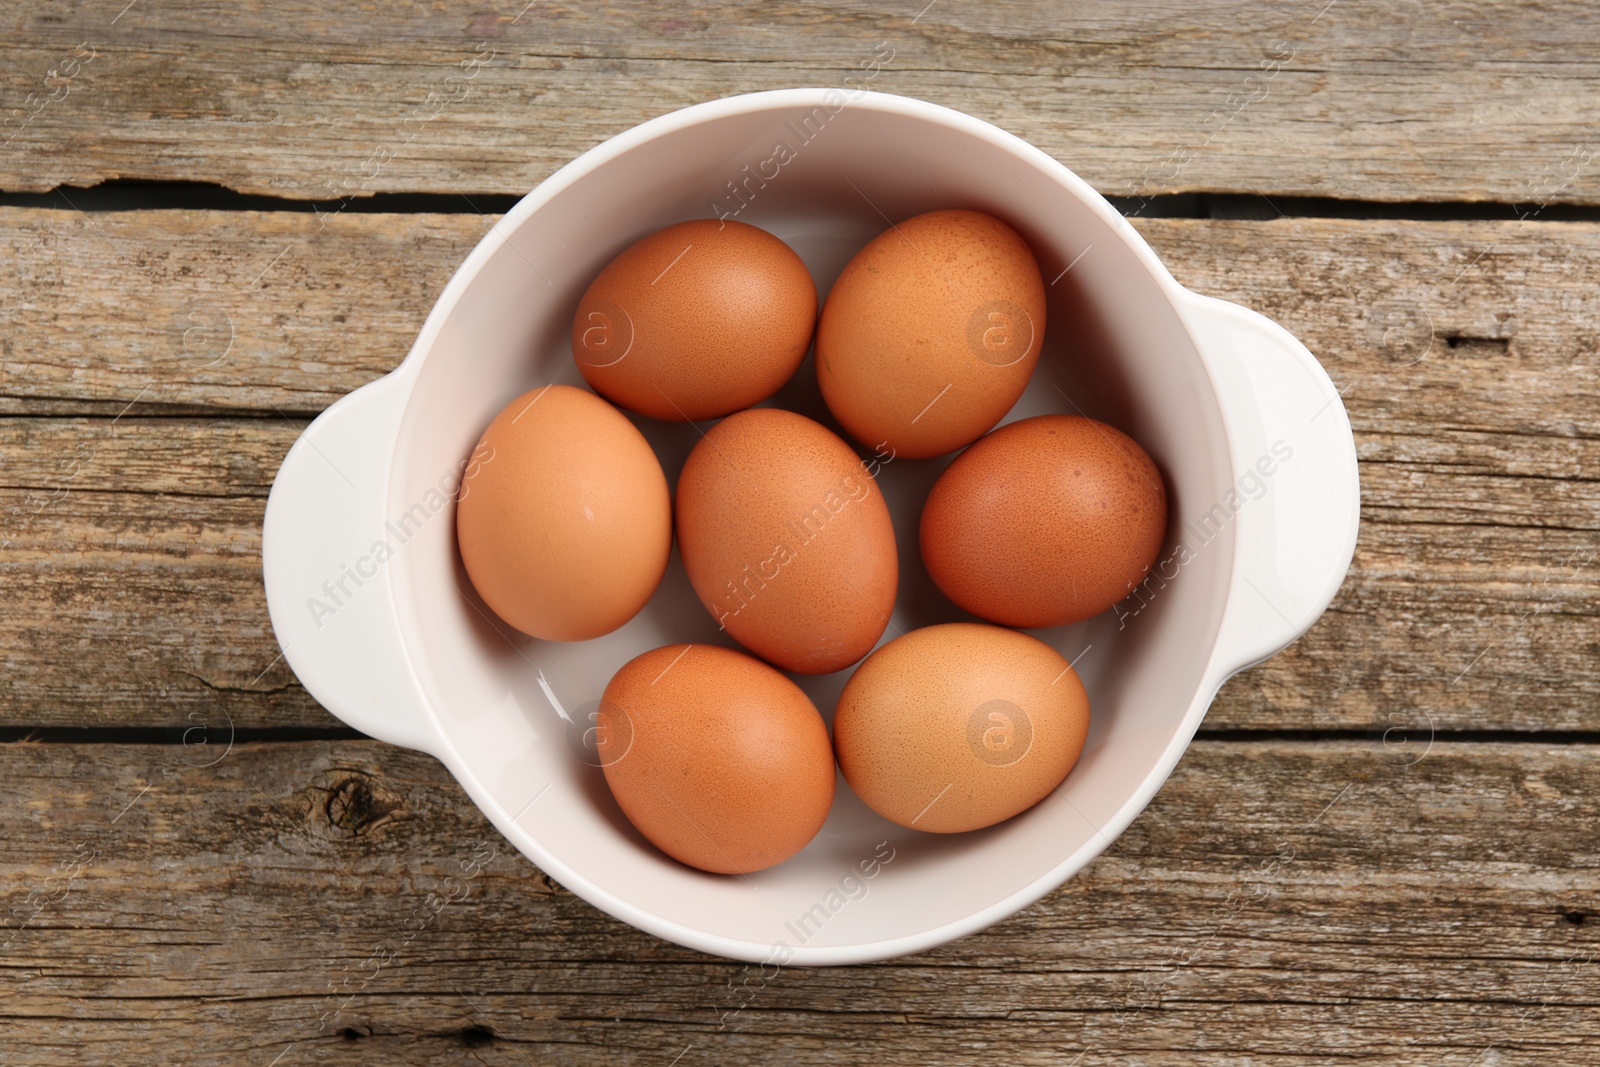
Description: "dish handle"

(261, 371), (439, 754)
(1178, 292), (1361, 680)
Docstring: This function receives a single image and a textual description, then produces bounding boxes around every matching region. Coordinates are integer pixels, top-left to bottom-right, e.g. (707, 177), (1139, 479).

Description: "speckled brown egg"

(920, 414), (1167, 628)
(832, 623), (1090, 833)
(571, 219), (817, 421)
(816, 209), (1046, 459)
(675, 408), (897, 674)
(596, 643), (836, 874)
(455, 384), (671, 641)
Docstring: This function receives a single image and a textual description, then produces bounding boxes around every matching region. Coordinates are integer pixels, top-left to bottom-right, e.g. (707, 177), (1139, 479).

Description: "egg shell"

(816, 209), (1046, 459)
(455, 384), (671, 641)
(675, 408), (898, 674)
(832, 623), (1090, 834)
(920, 414), (1167, 628)
(596, 643), (836, 874)
(571, 219), (818, 421)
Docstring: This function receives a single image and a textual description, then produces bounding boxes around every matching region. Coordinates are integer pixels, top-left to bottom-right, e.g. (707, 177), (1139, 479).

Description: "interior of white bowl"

(387, 91), (1237, 961)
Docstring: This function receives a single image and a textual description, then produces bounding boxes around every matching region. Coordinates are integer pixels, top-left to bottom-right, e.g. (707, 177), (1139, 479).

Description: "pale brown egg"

(816, 209), (1046, 459)
(675, 408), (897, 674)
(455, 384), (671, 641)
(920, 414), (1167, 628)
(571, 219), (817, 421)
(596, 643), (836, 874)
(832, 623), (1090, 833)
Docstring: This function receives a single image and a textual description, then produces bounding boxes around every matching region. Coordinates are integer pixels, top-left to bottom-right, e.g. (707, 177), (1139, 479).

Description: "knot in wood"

(323, 773), (394, 837)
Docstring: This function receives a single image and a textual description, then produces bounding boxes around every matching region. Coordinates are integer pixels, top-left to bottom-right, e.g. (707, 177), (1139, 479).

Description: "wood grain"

(0, 207), (481, 416)
(2, 436), (1595, 733)
(0, 418), (324, 727)
(3, 4), (1592, 1062)
(4, 2), (1600, 205)
(1148, 216), (1600, 738)
(5, 208), (1597, 429)
(1, 738), (1596, 1065)
(1, 210), (1596, 732)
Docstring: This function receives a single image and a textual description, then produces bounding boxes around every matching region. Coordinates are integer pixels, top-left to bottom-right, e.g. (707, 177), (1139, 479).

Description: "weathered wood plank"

(4, 1), (1600, 205)
(5, 209), (1598, 434)
(0, 414), (1595, 732)
(0, 207), (480, 416)
(0, 415), (312, 737)
(1, 739), (1596, 1064)
(1145, 216), (1600, 444)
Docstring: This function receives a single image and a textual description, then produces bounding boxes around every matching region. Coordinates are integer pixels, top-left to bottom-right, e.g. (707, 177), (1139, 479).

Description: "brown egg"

(833, 623), (1090, 833)
(596, 643), (836, 874)
(571, 219), (817, 421)
(455, 384), (671, 641)
(676, 408), (897, 674)
(816, 209), (1046, 459)
(920, 414), (1167, 628)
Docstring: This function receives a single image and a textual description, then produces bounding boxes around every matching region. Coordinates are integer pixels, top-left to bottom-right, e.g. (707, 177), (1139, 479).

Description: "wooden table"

(3, 3), (1597, 1063)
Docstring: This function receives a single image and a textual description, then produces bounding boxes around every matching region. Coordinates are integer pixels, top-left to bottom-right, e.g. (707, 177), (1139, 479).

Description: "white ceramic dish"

(262, 89), (1359, 965)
